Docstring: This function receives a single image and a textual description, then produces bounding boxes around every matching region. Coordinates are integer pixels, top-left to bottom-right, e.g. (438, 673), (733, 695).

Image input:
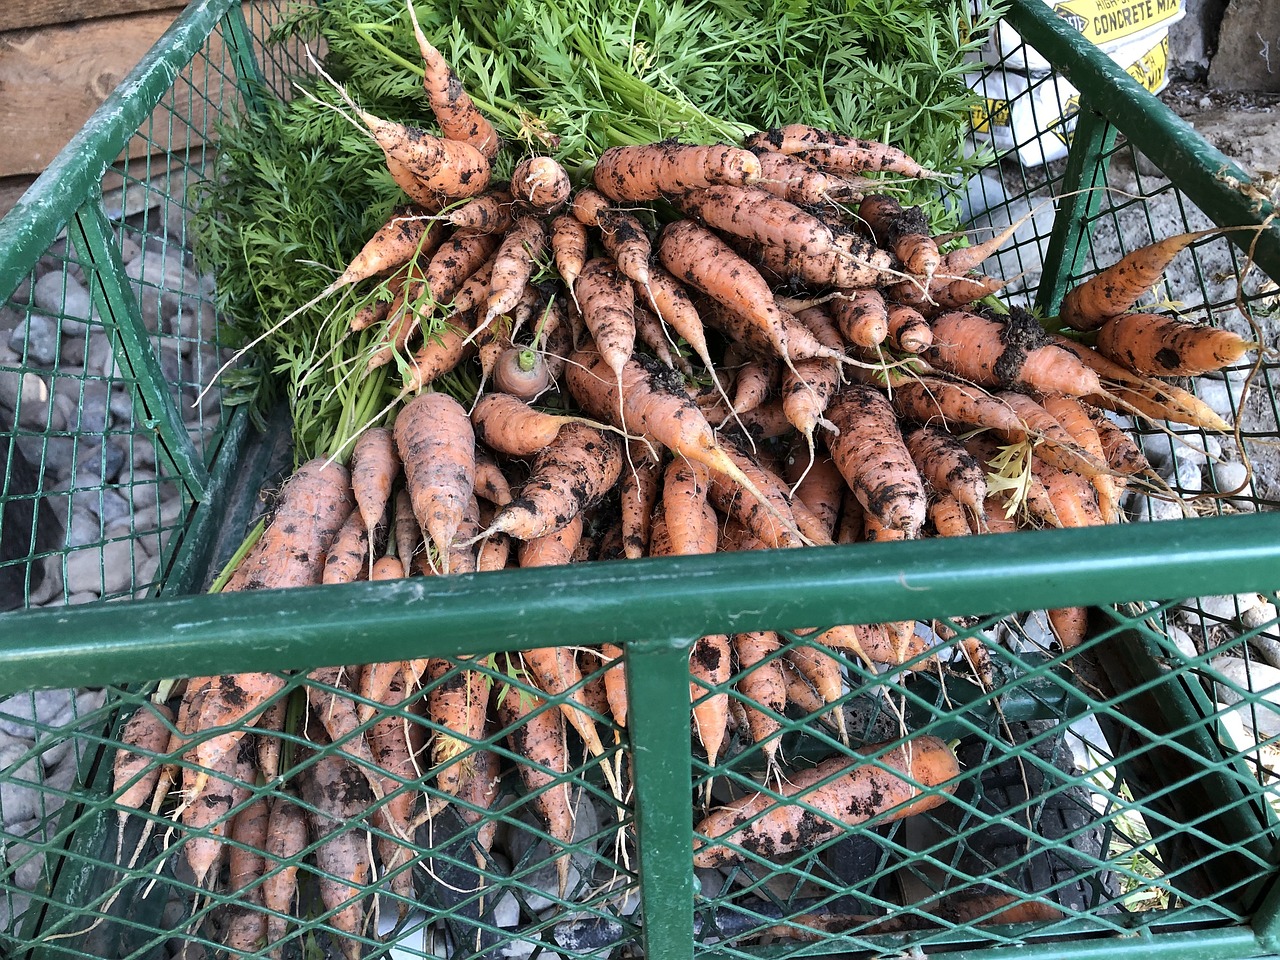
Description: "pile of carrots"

(108, 9), (1262, 955)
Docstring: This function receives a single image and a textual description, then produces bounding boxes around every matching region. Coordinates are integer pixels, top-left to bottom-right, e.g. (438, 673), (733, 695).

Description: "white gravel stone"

(8, 314), (59, 368)
(65, 540), (137, 597)
(1131, 493), (1187, 523)
(33, 272), (93, 334)
(1164, 624), (1200, 660)
(1144, 428), (1218, 471)
(125, 248), (200, 333)
(1173, 458), (1203, 494)
(0, 690), (74, 740)
(0, 743), (42, 825)
(67, 591), (99, 606)
(1244, 602), (1279, 632)
(1196, 594), (1241, 623)
(0, 367), (58, 431)
(1193, 378), (1238, 419)
(1210, 460), (1250, 496)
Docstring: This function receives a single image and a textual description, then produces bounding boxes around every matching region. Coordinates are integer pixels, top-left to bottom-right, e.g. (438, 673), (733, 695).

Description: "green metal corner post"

(626, 638), (698, 959)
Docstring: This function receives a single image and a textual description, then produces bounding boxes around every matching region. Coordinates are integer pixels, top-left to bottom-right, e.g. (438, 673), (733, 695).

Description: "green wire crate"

(2, 1), (1280, 958)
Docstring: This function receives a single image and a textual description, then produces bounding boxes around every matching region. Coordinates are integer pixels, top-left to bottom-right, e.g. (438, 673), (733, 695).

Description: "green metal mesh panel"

(2, 0), (1280, 958)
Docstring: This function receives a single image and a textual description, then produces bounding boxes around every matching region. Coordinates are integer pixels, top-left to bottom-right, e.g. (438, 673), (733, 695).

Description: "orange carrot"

(599, 212), (654, 288)
(262, 795), (308, 959)
(1058, 229), (1221, 330)
(826, 384), (927, 537)
(424, 229), (503, 305)
(485, 422), (623, 542)
(689, 634), (731, 768)
(575, 257), (636, 387)
(1091, 410), (1151, 476)
(731, 358), (779, 415)
(891, 377), (1029, 440)
(509, 155), (572, 214)
(406, 0), (500, 158)
(706, 441), (807, 549)
(1095, 313), (1255, 377)
(551, 214), (589, 295)
(783, 640), (847, 741)
(1032, 459), (1105, 529)
(675, 185), (837, 263)
(927, 310), (1104, 397)
(446, 188), (514, 233)
(659, 457), (717, 556)
(640, 265), (735, 412)
(693, 735), (959, 867)
(886, 302), (932, 354)
(322, 510), (372, 585)
(738, 226), (896, 289)
(858, 195), (940, 278)
(1049, 606), (1089, 650)
(224, 459), (355, 592)
(517, 513), (584, 568)
(732, 630), (786, 772)
(392, 488), (420, 578)
(426, 658), (490, 803)
(830, 288), (889, 349)
(593, 142), (762, 200)
(180, 737), (252, 888)
(620, 441), (662, 559)
(227, 795), (270, 906)
(752, 149), (872, 205)
(995, 391), (1105, 478)
(928, 493), (973, 537)
(905, 425), (987, 520)
(496, 678), (575, 895)
(783, 449), (844, 539)
(1041, 394), (1118, 523)
(394, 391), (476, 573)
(400, 316), (476, 394)
(351, 426), (401, 538)
(746, 124), (939, 177)
(358, 107), (491, 198)
(480, 216), (549, 330)
(365, 667), (427, 910)
(571, 186), (613, 227)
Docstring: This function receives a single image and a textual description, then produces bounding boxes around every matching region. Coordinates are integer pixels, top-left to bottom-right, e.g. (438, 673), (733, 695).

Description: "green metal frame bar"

(1, 513), (1278, 697)
(69, 199), (209, 499)
(1007, 0), (1280, 284)
(0, 0), (238, 305)
(1034, 100), (1118, 316)
(219, 3), (270, 115)
(627, 643), (697, 960)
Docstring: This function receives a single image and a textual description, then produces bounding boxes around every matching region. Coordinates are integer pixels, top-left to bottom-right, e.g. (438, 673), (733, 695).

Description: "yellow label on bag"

(1052, 0), (1182, 46)
(970, 98), (1013, 134)
(1125, 34), (1170, 93)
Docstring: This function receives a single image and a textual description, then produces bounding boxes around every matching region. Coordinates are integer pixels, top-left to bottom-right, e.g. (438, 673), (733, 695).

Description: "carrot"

(517, 512), (584, 568)
(392, 488), (420, 578)
(781, 354), (840, 469)
(751, 149), (871, 206)
(675, 185), (837, 261)
(1032, 459), (1105, 529)
(364, 667), (426, 909)
(566, 349), (802, 543)
(830, 288), (889, 349)
(800, 139), (940, 180)
(113, 702), (174, 825)
(693, 735), (958, 867)
(928, 492), (973, 537)
(571, 186), (613, 227)
(426, 658), (490, 804)
(783, 448), (843, 539)
(963, 433), (1061, 529)
(995, 391), (1105, 478)
(362, 109), (491, 199)
(385, 153), (448, 211)
(813, 621), (932, 670)
(454, 728), (502, 867)
(599, 212), (654, 288)
(634, 302), (682, 371)
(784, 640), (847, 742)
(620, 441), (662, 559)
(418, 493), (481, 575)
(1041, 394), (1119, 523)
(893, 272), (1006, 313)
(262, 795), (308, 960)
(255, 697), (287, 785)
(706, 440), (807, 549)
(400, 316), (476, 394)
(446, 189), (514, 234)
(394, 391), (476, 573)
(660, 457), (718, 556)
(306, 665), (387, 801)
(826, 384), (927, 537)
(473, 450), (513, 507)
(593, 142), (762, 200)
(351, 426), (401, 538)
(864, 510), (909, 543)
(639, 265), (735, 414)
(904, 425), (987, 521)
(551, 214), (589, 296)
(493, 340), (552, 401)
(575, 257), (636, 393)
(180, 736), (252, 888)
(299, 750), (374, 960)
(484, 422), (623, 541)
(509, 155), (572, 214)
(927, 310), (1104, 398)
(747, 124), (939, 175)
(424, 229), (503, 306)
(1091, 410), (1152, 476)
(886, 302), (933, 354)
(858, 195), (940, 279)
(224, 459), (355, 592)
(1058, 229), (1223, 330)
(731, 630), (787, 773)
(1049, 605), (1089, 650)
(479, 216), (549, 332)
(406, 0), (500, 158)
(732, 358), (779, 415)
(891, 377), (1029, 440)
(496, 678), (575, 896)
(227, 795), (270, 904)
(1095, 312), (1255, 377)
(350, 294), (392, 334)
(472, 392), (565, 457)
(688, 633), (731, 770)
(739, 225), (897, 290)
(321, 510), (372, 586)
(1050, 333), (1230, 431)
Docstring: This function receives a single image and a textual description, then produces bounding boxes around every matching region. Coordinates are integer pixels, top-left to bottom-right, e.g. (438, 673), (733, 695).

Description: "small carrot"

(478, 216), (549, 333)
(689, 634), (732, 769)
(1058, 228), (1225, 330)
(826, 384), (927, 537)
(426, 658), (490, 804)
(620, 441), (662, 559)
(995, 391), (1106, 478)
(886, 302), (932, 354)
(392, 488), (420, 578)
(306, 665), (386, 801)
(830, 288), (889, 349)
(692, 736), (959, 867)
(891, 377), (1029, 440)
(350, 426), (401, 538)
(675, 185), (837, 264)
(575, 257), (637, 394)
(747, 124), (939, 176)
(551, 214), (589, 296)
(593, 142), (762, 200)
(928, 493), (974, 537)
(1094, 312), (1255, 377)
(394, 391), (476, 573)
(1041, 394), (1119, 523)
(904, 425), (987, 521)
(483, 422), (623, 542)
(783, 448), (844, 539)
(927, 310), (1104, 398)
(517, 513), (584, 568)
(1049, 606), (1089, 650)
(858, 195), (940, 279)
(473, 450), (513, 507)
(1091, 410), (1152, 476)
(322, 510), (372, 585)
(783, 640), (847, 743)
(731, 358), (779, 415)
(446, 188), (514, 233)
(752, 149), (871, 206)
(262, 795), (308, 959)
(400, 317), (476, 394)
(731, 630), (787, 773)
(599, 212), (654, 288)
(570, 186), (613, 227)
(509, 155), (572, 214)
(406, 0), (500, 158)
(640, 265), (736, 414)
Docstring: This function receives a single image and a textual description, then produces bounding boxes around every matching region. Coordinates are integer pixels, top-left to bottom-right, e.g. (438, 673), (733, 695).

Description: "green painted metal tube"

(1006, 0), (1280, 284)
(0, 0), (238, 305)
(1, 513), (1278, 697)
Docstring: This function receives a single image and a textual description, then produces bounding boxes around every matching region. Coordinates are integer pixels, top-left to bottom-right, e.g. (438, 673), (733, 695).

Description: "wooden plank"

(0, 1), (184, 34)
(0, 12), (183, 179)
